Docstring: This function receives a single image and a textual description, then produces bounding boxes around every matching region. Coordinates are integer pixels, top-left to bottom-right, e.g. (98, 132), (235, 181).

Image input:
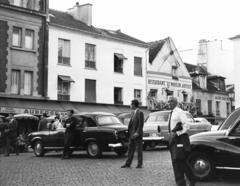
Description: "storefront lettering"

(148, 79), (192, 89)
(214, 95), (230, 101)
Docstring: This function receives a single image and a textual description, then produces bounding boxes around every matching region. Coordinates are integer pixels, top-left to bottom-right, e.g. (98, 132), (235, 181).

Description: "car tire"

(188, 151), (214, 181)
(114, 148), (128, 157)
(33, 140), (44, 157)
(86, 141), (102, 158)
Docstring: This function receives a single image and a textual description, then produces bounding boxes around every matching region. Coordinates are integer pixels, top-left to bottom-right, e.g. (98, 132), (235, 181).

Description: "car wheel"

(114, 148), (128, 157)
(33, 140), (44, 157)
(188, 151), (214, 180)
(86, 141), (102, 158)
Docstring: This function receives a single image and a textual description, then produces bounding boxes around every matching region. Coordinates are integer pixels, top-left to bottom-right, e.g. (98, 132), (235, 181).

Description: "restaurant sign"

(214, 95), (230, 101)
(148, 79), (192, 89)
(0, 106), (67, 116)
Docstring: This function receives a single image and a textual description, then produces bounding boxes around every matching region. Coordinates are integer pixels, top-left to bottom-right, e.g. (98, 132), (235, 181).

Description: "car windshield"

(146, 112), (170, 123)
(219, 108), (240, 130)
(97, 115), (122, 125)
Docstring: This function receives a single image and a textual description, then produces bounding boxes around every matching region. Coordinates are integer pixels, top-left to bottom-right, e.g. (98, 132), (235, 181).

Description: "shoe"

(135, 165), (142, 168)
(121, 164), (130, 168)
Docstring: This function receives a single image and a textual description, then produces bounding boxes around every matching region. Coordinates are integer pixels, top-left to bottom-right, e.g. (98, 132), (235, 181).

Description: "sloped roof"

(229, 34), (240, 40)
(184, 63), (208, 76)
(148, 39), (166, 63)
(49, 9), (148, 47)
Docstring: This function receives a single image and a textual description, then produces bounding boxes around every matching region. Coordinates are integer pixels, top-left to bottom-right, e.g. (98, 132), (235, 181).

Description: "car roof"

(74, 112), (115, 117)
(149, 110), (171, 115)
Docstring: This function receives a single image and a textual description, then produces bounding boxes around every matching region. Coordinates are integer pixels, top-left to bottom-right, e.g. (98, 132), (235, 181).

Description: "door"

(47, 128), (65, 147)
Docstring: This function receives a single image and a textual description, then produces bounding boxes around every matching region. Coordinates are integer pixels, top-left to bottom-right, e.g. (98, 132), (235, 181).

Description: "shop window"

(183, 93), (188, 102)
(85, 79), (96, 103)
(114, 87), (123, 105)
(25, 29), (34, 49)
(172, 66), (178, 79)
(216, 101), (220, 116)
(11, 70), (20, 94)
(85, 43), (96, 69)
(58, 38), (70, 65)
(24, 71), (33, 95)
(12, 27), (22, 47)
(134, 57), (142, 76)
(149, 89), (158, 97)
(57, 76), (75, 101)
(208, 100), (212, 115)
(114, 53), (127, 73)
(134, 89), (142, 105)
(196, 99), (202, 114)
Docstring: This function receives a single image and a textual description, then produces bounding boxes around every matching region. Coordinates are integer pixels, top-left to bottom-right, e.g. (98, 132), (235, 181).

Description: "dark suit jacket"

(6, 119), (18, 137)
(64, 116), (77, 133)
(38, 118), (48, 131)
(128, 109), (144, 140)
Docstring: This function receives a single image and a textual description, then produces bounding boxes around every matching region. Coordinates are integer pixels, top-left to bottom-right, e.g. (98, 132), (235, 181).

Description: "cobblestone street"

(0, 148), (239, 186)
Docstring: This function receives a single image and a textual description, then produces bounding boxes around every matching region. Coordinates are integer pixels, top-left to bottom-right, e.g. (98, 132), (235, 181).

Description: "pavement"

(0, 148), (239, 186)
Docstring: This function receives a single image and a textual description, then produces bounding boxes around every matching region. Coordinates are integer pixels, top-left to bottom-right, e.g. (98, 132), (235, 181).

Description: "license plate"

(152, 133), (157, 137)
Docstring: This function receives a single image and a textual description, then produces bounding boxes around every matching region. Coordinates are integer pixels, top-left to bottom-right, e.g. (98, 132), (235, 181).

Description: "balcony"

(58, 94), (70, 101)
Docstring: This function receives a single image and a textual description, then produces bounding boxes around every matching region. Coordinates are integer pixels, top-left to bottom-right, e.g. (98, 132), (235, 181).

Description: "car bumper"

(143, 136), (164, 141)
(108, 143), (123, 148)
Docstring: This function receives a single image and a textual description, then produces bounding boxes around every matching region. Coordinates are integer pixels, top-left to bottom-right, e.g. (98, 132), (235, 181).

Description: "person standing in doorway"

(121, 99), (144, 168)
(4, 113), (19, 156)
(168, 97), (196, 186)
(62, 110), (77, 159)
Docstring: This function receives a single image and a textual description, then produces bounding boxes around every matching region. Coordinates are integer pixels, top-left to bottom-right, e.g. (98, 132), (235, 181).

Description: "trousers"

(125, 138), (143, 166)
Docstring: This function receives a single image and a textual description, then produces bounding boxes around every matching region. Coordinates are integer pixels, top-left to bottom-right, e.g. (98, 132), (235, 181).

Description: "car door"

(80, 117), (98, 146)
(222, 120), (240, 168)
(47, 127), (65, 147)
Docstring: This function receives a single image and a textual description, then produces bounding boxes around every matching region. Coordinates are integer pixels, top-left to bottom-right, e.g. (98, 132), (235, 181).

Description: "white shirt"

(170, 107), (190, 136)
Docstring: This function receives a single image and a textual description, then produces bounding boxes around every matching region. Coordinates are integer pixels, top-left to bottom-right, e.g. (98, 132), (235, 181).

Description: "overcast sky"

(49, 0), (240, 49)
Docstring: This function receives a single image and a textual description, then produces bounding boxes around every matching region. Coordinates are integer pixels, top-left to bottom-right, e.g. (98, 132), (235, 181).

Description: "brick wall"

(0, 20), (8, 92)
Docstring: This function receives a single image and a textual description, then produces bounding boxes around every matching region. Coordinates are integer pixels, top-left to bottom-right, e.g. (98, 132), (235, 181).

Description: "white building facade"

(147, 37), (192, 110)
(47, 4), (148, 107)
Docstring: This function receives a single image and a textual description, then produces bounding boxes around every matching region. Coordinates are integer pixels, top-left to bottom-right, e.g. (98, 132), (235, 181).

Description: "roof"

(207, 75), (225, 80)
(184, 63), (208, 76)
(229, 34), (240, 40)
(148, 39), (166, 63)
(49, 9), (148, 47)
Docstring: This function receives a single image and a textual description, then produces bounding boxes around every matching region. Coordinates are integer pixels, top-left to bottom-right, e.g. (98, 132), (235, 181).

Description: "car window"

(219, 108), (240, 130)
(85, 118), (96, 127)
(230, 121), (240, 136)
(146, 112), (169, 122)
(97, 115), (121, 125)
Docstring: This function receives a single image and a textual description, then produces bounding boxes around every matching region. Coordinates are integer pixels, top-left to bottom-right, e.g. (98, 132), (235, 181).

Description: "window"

(208, 100), (212, 115)
(134, 57), (142, 76)
(134, 89), (142, 105)
(183, 94), (188, 102)
(58, 77), (72, 101)
(196, 99), (202, 114)
(114, 53), (127, 73)
(199, 75), (206, 89)
(12, 27), (22, 47)
(24, 71), (32, 95)
(85, 44), (96, 69)
(85, 79), (96, 103)
(114, 87), (123, 104)
(58, 39), (70, 65)
(230, 121), (240, 136)
(227, 102), (230, 116)
(25, 29), (34, 49)
(13, 0), (24, 6)
(11, 70), (20, 94)
(172, 66), (178, 79)
(216, 101), (220, 116)
(149, 89), (158, 97)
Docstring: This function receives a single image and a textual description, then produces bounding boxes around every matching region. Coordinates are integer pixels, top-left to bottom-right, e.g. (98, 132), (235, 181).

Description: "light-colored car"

(143, 110), (212, 149)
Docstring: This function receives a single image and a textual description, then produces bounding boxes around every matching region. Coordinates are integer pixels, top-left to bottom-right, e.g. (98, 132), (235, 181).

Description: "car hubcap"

(193, 158), (210, 177)
(88, 143), (98, 156)
(35, 143), (41, 155)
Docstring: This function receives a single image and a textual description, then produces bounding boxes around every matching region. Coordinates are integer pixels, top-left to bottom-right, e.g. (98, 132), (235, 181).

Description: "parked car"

(188, 107), (240, 180)
(143, 110), (212, 149)
(28, 112), (129, 158)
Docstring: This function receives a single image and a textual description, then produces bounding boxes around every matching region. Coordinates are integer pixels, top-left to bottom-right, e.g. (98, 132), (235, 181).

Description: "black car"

(188, 108), (240, 180)
(28, 112), (129, 158)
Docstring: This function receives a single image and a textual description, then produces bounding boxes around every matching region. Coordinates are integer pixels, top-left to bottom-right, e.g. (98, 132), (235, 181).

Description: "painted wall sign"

(214, 95), (230, 101)
(148, 79), (192, 89)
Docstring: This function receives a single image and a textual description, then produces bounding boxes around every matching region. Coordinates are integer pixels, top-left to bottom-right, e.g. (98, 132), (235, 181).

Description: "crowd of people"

(0, 97), (196, 186)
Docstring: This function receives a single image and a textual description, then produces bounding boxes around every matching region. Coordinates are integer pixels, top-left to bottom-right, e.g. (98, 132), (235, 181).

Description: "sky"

(49, 0), (240, 49)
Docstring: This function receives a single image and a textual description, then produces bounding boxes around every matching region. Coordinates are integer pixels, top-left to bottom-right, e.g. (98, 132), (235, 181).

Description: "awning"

(58, 75), (75, 83)
(114, 53), (128, 60)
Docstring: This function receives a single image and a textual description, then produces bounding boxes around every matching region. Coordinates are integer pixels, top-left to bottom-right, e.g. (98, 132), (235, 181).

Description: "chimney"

(67, 2), (92, 26)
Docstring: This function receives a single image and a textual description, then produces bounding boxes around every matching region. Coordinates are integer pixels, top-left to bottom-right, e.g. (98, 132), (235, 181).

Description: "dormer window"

(199, 75), (207, 89)
(172, 66), (178, 79)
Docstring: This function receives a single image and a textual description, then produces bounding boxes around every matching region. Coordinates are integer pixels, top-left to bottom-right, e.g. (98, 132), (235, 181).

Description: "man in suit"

(4, 113), (19, 156)
(168, 97), (196, 186)
(37, 112), (48, 131)
(62, 109), (77, 159)
(121, 99), (144, 168)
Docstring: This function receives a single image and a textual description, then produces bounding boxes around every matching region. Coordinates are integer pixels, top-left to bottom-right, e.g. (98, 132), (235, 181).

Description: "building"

(47, 3), (149, 113)
(185, 63), (231, 123)
(147, 37), (192, 110)
(179, 39), (234, 85)
(230, 34), (240, 109)
(0, 0), (49, 115)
